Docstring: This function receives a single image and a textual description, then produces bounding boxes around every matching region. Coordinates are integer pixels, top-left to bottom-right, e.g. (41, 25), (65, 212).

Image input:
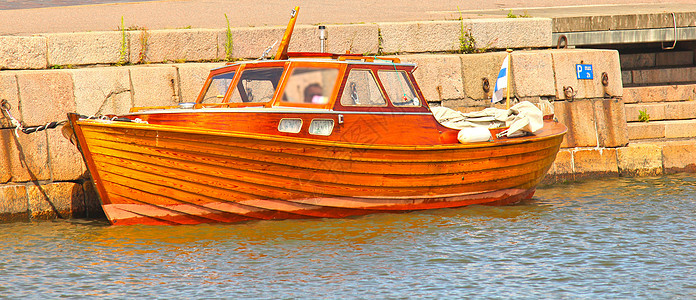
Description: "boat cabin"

(196, 54), (427, 113)
(126, 54), (455, 145)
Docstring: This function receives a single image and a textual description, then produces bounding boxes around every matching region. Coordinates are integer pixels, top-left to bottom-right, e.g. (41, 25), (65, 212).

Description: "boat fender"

(457, 127), (491, 143)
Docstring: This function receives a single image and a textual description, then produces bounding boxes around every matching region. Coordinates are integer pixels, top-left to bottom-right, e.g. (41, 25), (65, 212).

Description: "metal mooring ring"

(482, 78), (490, 93)
(563, 86), (576, 102)
(601, 72), (609, 86)
(557, 35), (568, 49)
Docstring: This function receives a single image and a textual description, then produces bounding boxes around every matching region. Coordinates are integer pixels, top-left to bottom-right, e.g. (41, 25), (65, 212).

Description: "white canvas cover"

(431, 101), (544, 139)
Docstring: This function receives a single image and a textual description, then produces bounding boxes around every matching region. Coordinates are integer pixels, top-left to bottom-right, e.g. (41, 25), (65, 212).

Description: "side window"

(229, 67), (284, 103)
(281, 67), (339, 104)
(200, 72), (235, 103)
(378, 70), (421, 106)
(339, 69), (386, 106)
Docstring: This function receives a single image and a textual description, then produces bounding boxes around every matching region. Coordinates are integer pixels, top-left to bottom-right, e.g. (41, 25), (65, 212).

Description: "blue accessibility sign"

(576, 64), (593, 80)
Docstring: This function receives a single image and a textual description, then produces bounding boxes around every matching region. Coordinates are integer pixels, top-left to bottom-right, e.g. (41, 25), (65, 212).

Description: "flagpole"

(506, 49), (512, 110)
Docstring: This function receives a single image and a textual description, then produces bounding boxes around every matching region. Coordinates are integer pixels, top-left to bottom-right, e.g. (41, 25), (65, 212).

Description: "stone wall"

(1, 19), (694, 223)
(0, 18), (552, 70)
(0, 63), (222, 222)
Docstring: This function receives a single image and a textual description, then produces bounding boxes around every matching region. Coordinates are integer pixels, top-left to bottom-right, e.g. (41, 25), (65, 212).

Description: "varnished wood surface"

(72, 115), (566, 225)
(130, 111), (444, 145)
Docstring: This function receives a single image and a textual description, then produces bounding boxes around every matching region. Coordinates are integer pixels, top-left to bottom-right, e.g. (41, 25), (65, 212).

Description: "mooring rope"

(1, 99), (67, 137)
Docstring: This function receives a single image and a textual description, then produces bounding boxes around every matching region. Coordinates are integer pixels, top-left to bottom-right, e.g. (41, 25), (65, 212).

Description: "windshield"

(200, 72), (235, 104)
(378, 70), (421, 106)
(229, 67), (284, 103)
(340, 69), (387, 106)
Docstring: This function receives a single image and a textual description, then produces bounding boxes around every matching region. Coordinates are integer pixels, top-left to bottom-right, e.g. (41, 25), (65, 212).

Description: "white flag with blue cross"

(491, 56), (508, 104)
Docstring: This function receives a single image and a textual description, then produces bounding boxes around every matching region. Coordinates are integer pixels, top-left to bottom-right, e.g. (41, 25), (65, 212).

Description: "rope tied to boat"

(1, 99), (68, 137)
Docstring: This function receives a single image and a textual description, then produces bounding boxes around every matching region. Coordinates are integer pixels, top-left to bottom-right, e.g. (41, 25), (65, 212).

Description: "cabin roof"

(213, 53), (416, 71)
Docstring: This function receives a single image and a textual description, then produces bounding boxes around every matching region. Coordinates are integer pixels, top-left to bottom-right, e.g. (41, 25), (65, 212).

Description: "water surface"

(1, 174), (695, 298)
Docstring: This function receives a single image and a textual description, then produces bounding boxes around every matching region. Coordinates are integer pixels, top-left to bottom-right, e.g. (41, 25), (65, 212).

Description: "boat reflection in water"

(64, 7), (566, 225)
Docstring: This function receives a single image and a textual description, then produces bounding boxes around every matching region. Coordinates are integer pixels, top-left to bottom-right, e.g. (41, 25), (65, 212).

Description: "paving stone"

(656, 51), (693, 67)
(380, 18), (550, 54)
(662, 140), (696, 174)
(621, 70), (632, 86)
(175, 63), (225, 103)
(16, 70), (75, 126)
(550, 49), (622, 100)
(617, 143), (663, 177)
(664, 119), (696, 139)
(593, 98), (628, 148)
(131, 29), (218, 63)
(542, 149), (575, 184)
(665, 101), (696, 120)
(27, 181), (84, 220)
(625, 103), (666, 122)
(71, 67), (132, 116)
(0, 36), (47, 70)
(623, 85), (696, 103)
(288, 24), (380, 55)
(5, 130), (50, 182)
(218, 24), (378, 60)
(379, 21), (460, 54)
(129, 65), (180, 107)
(466, 18), (552, 49)
(511, 51), (556, 98)
(0, 184), (27, 214)
(572, 148), (618, 178)
(460, 52), (507, 101)
(632, 67), (696, 85)
(402, 54), (464, 102)
(47, 129), (85, 181)
(45, 31), (124, 66)
(627, 122), (665, 140)
(0, 72), (20, 129)
(0, 184), (29, 222)
(620, 53), (655, 69)
(223, 26), (284, 59)
(554, 99), (598, 148)
(217, 24), (370, 59)
(0, 130), (10, 183)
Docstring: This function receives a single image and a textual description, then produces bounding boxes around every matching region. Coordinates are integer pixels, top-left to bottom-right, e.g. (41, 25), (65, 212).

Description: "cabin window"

(201, 72), (235, 103)
(378, 70), (421, 106)
(308, 119), (334, 136)
(339, 69), (387, 106)
(229, 67), (284, 103)
(278, 118), (303, 133)
(281, 67), (339, 104)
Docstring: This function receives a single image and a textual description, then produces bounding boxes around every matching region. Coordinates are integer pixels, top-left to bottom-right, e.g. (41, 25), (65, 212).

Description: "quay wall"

(1, 19), (695, 222)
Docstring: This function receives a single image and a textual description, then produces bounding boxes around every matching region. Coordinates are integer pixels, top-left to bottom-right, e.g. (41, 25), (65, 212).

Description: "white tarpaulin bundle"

(431, 101), (544, 138)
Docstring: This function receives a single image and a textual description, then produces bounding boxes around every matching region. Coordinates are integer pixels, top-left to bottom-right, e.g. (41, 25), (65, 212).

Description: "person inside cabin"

(304, 83), (324, 104)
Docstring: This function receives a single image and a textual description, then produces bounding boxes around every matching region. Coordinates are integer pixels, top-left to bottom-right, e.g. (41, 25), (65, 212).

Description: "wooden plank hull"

(70, 117), (566, 225)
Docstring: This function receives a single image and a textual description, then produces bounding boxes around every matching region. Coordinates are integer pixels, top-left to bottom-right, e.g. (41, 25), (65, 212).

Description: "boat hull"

(69, 117), (566, 225)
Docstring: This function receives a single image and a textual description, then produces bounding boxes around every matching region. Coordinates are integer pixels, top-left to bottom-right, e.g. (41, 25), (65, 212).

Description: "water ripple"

(1, 174), (695, 298)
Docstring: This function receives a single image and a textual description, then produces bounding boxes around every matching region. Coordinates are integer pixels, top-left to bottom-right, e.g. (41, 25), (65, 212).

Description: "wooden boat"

(65, 7), (566, 225)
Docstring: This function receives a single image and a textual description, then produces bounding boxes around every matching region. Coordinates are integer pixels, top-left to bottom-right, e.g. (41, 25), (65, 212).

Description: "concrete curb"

(0, 18), (552, 69)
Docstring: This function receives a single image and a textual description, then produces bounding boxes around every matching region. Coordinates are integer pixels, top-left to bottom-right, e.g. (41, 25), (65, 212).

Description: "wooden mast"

(274, 6), (300, 60)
